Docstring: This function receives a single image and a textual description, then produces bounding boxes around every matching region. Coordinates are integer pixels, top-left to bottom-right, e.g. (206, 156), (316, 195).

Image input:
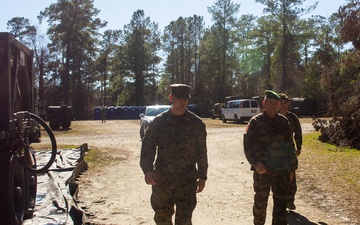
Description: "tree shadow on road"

(287, 211), (328, 225)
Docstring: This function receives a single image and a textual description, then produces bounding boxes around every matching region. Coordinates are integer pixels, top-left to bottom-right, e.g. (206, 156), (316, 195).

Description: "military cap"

(264, 90), (280, 99)
(170, 84), (191, 99)
(279, 93), (289, 100)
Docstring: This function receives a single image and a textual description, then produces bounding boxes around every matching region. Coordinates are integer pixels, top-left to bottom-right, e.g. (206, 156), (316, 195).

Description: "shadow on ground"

(287, 211), (328, 225)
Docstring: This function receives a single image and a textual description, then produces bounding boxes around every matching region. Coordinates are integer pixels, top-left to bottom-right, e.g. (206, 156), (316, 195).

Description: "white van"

(221, 99), (260, 123)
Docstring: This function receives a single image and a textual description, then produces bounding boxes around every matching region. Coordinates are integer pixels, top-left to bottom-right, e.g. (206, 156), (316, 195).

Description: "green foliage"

(38, 0), (106, 118)
(256, 0), (318, 93)
(8, 0), (358, 120)
(115, 10), (161, 106)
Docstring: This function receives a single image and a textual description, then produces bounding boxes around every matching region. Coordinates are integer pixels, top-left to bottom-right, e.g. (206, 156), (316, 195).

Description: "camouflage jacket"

(243, 111), (297, 174)
(140, 109), (208, 182)
(285, 111), (302, 151)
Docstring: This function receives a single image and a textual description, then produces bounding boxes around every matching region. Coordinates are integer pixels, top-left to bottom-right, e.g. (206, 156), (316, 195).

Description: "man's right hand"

(254, 162), (267, 174)
(144, 171), (157, 185)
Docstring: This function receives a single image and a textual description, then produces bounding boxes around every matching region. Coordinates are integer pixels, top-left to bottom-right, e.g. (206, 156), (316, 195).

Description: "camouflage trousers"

(252, 171), (290, 225)
(287, 170), (297, 203)
(151, 178), (197, 225)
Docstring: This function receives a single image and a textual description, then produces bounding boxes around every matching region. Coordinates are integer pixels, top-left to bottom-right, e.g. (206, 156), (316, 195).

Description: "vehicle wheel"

(221, 114), (227, 123)
(49, 118), (61, 130)
(140, 127), (145, 140)
(0, 152), (25, 225)
(234, 115), (239, 124)
(61, 120), (71, 130)
(239, 117), (244, 124)
(24, 148), (37, 219)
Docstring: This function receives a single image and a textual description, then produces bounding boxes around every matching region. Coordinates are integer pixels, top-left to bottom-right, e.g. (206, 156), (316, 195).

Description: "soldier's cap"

(279, 93), (289, 100)
(170, 84), (191, 99)
(264, 90), (280, 100)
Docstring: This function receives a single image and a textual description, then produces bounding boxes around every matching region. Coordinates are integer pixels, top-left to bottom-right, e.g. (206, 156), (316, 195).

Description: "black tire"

(140, 127), (145, 140)
(234, 115), (239, 124)
(0, 152), (25, 225)
(221, 114), (227, 123)
(61, 120), (71, 129)
(24, 148), (37, 219)
(49, 118), (61, 130)
(238, 117), (244, 124)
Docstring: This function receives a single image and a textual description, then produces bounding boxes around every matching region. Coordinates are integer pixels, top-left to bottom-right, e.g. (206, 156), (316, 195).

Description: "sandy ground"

(52, 119), (358, 225)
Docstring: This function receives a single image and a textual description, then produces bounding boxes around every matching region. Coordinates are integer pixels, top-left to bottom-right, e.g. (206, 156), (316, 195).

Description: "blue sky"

(0, 0), (348, 34)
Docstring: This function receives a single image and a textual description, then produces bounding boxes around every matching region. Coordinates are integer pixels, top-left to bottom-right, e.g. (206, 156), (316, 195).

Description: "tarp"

(23, 143), (89, 225)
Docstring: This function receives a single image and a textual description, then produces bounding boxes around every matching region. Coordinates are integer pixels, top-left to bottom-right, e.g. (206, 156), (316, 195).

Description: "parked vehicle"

(221, 99), (260, 123)
(139, 105), (171, 139)
(211, 102), (225, 119)
(46, 105), (74, 130)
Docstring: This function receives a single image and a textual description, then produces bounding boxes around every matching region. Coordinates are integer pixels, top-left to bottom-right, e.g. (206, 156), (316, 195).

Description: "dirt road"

(53, 119), (357, 225)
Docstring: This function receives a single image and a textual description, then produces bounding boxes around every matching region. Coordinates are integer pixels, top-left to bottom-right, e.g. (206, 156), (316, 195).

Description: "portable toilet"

(94, 107), (101, 120)
(107, 106), (116, 120)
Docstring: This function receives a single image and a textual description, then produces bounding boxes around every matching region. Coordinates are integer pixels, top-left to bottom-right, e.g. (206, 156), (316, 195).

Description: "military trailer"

(46, 105), (74, 130)
(0, 32), (57, 225)
(290, 98), (317, 117)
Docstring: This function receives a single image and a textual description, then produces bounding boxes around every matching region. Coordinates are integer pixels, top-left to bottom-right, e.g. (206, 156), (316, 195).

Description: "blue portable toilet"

(129, 106), (137, 119)
(107, 106), (116, 120)
(115, 106), (123, 119)
(94, 107), (101, 120)
(121, 106), (130, 119)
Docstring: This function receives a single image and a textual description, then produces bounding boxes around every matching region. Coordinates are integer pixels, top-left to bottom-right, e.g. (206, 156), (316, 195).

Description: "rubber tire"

(0, 152), (25, 225)
(140, 127), (145, 140)
(24, 148), (37, 219)
(222, 115), (227, 123)
(49, 118), (61, 130)
(61, 120), (71, 129)
(234, 115), (239, 124)
(239, 117), (244, 124)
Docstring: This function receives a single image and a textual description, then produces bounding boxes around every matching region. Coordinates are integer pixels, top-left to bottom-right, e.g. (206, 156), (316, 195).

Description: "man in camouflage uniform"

(244, 90), (297, 225)
(278, 93), (303, 210)
(101, 106), (107, 123)
(140, 84), (208, 225)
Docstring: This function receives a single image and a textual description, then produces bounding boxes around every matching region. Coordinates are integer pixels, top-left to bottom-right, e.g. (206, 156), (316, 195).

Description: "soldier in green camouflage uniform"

(279, 93), (303, 210)
(140, 84), (208, 225)
(101, 106), (107, 123)
(244, 90), (297, 225)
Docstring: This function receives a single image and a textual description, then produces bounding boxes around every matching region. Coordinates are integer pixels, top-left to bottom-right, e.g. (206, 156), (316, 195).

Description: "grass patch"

(83, 146), (129, 170)
(299, 132), (360, 220)
(83, 147), (104, 170)
(57, 144), (80, 149)
(302, 132), (360, 191)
